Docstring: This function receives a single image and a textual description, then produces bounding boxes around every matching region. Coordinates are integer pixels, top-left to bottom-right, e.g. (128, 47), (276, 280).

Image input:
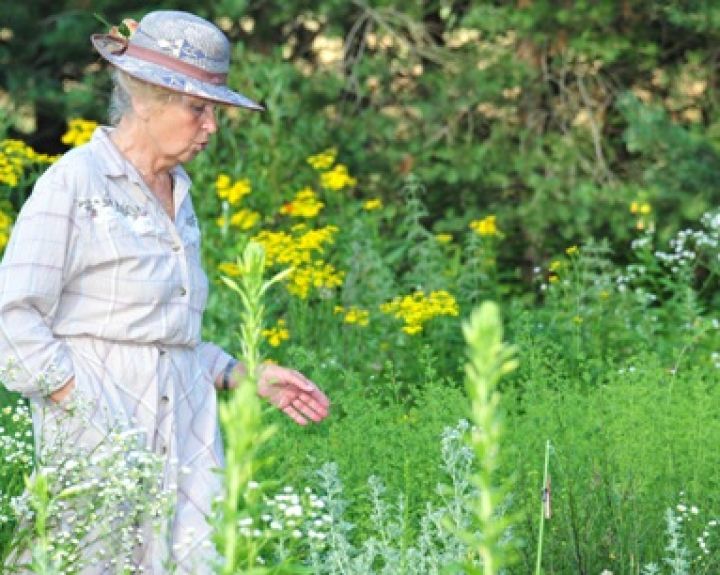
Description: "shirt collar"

(90, 126), (192, 212)
(90, 126), (127, 179)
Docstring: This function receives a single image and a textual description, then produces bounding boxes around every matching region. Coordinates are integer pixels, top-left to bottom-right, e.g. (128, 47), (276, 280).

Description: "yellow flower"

(216, 175), (251, 205)
(435, 233), (452, 244)
(262, 319), (290, 347)
(362, 198), (383, 211)
(630, 200), (652, 215)
(0, 231), (7, 251)
(402, 324), (423, 335)
(381, 290), (459, 335)
(307, 148), (337, 170)
(342, 306), (369, 326)
(61, 119), (98, 147)
(252, 225), (344, 299)
(320, 164), (357, 191)
(230, 209), (261, 230)
(217, 210), (261, 230)
(280, 187), (324, 218)
(549, 260), (562, 272)
(565, 245), (578, 256)
(294, 225), (339, 254)
(0, 138), (56, 188)
(548, 274), (559, 283)
(469, 215), (499, 237)
(217, 262), (242, 276)
(216, 173), (232, 190)
(287, 261), (344, 299)
(0, 210), (12, 231)
(252, 230), (298, 265)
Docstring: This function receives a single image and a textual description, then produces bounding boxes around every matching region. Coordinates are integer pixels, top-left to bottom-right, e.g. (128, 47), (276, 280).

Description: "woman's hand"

(256, 364), (330, 426)
(49, 377), (76, 404)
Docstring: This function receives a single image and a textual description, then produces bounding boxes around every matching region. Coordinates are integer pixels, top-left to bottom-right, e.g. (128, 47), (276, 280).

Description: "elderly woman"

(0, 10), (329, 574)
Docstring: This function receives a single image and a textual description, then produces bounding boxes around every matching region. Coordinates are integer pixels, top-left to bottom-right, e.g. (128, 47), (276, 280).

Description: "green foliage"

(258, 351), (469, 532)
(0, 394), (32, 565)
(5, 0), (720, 269)
(619, 94), (720, 237)
(300, 422), (482, 574)
(5, 3), (720, 573)
(504, 353), (720, 574)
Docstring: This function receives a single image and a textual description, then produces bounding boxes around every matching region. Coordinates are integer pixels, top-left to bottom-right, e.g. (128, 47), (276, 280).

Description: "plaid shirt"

(0, 127), (232, 398)
(0, 127), (232, 572)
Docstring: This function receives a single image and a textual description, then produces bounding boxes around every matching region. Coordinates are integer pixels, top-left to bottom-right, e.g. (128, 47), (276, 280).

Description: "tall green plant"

(461, 302), (517, 575)
(213, 241), (294, 574)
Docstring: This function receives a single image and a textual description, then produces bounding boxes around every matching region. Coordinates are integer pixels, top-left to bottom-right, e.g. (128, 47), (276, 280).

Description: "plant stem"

(535, 439), (551, 575)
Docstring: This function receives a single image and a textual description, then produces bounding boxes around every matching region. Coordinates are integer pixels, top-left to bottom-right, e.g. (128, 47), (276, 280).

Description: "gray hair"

(108, 69), (177, 125)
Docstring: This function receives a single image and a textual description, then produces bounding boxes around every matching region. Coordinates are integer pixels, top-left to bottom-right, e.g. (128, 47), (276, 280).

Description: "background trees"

(2, 0), (719, 290)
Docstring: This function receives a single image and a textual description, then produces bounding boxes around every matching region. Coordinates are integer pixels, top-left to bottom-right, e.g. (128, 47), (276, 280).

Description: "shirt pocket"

(73, 203), (179, 304)
(80, 204), (173, 261)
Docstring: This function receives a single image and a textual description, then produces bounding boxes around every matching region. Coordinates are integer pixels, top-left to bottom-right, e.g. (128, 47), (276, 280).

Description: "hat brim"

(91, 35), (264, 111)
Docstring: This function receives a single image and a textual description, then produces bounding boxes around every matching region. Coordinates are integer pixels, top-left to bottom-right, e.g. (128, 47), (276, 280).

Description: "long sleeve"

(0, 164), (78, 399)
(196, 341), (234, 384)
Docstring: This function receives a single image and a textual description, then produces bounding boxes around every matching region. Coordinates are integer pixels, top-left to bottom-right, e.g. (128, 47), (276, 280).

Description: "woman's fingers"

(277, 389), (328, 423)
(292, 396), (327, 422)
(290, 372), (331, 410)
(282, 403), (309, 426)
(260, 365), (330, 424)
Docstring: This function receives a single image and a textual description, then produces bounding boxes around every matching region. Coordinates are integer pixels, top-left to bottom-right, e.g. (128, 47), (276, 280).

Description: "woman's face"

(140, 94), (218, 164)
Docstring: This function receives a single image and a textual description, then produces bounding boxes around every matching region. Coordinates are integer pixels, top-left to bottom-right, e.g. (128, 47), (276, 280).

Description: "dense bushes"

(2, 1), (720, 279)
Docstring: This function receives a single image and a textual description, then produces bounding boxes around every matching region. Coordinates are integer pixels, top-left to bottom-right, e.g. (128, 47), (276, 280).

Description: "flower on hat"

(109, 18), (139, 41)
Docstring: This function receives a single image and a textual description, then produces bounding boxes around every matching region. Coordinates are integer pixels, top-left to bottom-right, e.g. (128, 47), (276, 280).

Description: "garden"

(1, 1), (720, 573)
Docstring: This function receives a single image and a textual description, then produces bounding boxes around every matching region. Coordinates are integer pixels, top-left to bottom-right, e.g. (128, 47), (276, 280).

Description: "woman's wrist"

(220, 359), (240, 391)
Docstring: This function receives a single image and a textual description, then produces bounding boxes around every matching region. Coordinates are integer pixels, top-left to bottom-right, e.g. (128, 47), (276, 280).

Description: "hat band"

(95, 34), (228, 86)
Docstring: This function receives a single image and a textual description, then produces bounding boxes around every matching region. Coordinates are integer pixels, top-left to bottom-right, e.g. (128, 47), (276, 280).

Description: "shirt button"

(172, 244), (181, 252)
(179, 287), (187, 296)
(160, 395), (170, 404)
(159, 348), (166, 355)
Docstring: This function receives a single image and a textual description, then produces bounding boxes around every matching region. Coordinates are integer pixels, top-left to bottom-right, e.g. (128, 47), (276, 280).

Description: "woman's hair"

(108, 69), (177, 125)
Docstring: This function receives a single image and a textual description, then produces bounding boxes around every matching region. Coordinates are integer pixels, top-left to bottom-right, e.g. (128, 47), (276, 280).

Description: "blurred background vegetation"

(1, 0), (720, 294)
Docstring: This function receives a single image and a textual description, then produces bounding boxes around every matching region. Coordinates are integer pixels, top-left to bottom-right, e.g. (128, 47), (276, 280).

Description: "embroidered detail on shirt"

(78, 195), (145, 219)
(77, 195), (155, 235)
(129, 215), (156, 235)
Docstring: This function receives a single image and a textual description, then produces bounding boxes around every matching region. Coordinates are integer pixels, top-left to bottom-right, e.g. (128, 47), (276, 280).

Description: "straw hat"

(91, 10), (264, 110)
